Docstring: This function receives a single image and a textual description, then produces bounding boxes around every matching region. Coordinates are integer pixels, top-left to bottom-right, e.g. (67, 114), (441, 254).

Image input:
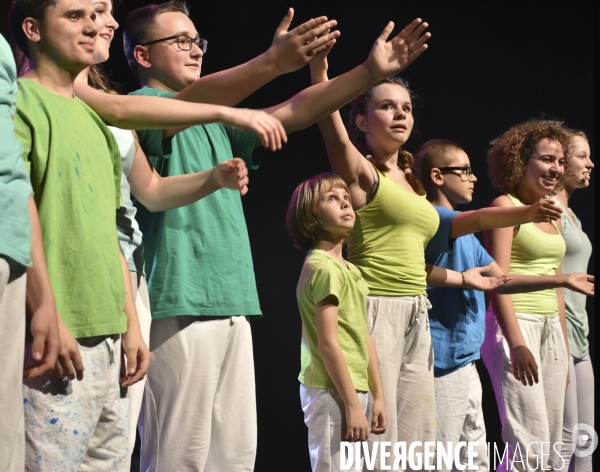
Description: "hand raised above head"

(266, 8), (340, 75)
(364, 19), (431, 80)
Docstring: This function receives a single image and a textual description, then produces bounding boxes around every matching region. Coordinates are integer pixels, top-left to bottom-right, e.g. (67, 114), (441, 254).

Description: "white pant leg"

(140, 315), (256, 472)
(481, 312), (568, 472)
(126, 272), (151, 450)
(365, 295), (435, 472)
(561, 354), (594, 472)
(434, 363), (488, 471)
(300, 384), (368, 472)
(0, 259), (26, 472)
(23, 336), (129, 471)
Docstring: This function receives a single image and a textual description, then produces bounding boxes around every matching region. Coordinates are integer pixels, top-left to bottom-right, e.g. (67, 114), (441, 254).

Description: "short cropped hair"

(413, 139), (465, 193)
(286, 173), (352, 251)
(487, 119), (573, 194)
(8, 0), (55, 58)
(123, 0), (189, 77)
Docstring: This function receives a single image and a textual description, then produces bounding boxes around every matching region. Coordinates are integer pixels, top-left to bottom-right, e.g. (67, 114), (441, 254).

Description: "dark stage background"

(4, 1), (594, 470)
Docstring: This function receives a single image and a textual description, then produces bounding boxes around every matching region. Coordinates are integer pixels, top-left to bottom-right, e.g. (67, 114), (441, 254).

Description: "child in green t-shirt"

(287, 172), (387, 471)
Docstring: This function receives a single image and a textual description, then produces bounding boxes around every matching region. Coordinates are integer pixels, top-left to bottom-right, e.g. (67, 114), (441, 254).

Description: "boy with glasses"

(8, 1), (150, 470)
(123, 1), (431, 470)
(415, 139), (593, 471)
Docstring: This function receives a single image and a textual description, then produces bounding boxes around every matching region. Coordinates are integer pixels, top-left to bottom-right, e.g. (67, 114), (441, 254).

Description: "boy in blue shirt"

(416, 140), (594, 471)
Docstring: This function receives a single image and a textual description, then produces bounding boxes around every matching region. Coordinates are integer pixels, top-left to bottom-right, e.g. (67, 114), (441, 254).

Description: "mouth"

(341, 214), (354, 220)
(390, 124), (407, 132)
(582, 171), (591, 180)
(541, 175), (558, 187)
(99, 33), (113, 43)
(80, 42), (96, 52)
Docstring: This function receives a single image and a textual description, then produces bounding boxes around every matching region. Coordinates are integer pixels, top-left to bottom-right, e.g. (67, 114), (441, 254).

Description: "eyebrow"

(64, 7), (89, 17)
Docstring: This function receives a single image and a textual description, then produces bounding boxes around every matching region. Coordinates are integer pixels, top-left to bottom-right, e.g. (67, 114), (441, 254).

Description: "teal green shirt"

(0, 34), (32, 268)
(130, 87), (263, 319)
(16, 79), (126, 338)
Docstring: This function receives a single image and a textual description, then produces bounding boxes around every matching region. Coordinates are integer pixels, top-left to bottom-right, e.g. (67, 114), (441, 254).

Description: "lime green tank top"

(507, 194), (566, 316)
(347, 167), (439, 296)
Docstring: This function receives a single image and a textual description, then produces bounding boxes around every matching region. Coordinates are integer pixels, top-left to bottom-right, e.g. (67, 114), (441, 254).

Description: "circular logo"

(572, 423), (598, 457)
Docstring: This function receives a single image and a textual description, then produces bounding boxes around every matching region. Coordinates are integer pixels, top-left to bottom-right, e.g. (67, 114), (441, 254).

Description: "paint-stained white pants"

(434, 362), (488, 471)
(300, 384), (369, 472)
(23, 336), (130, 472)
(481, 310), (568, 472)
(364, 295), (436, 472)
(139, 315), (256, 472)
(126, 271), (151, 450)
(0, 258), (26, 472)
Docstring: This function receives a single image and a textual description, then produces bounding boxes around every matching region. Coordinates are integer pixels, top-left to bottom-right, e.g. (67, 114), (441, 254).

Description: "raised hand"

(464, 265), (511, 291)
(364, 19), (431, 80)
(510, 345), (539, 386)
(223, 109), (287, 151)
(265, 8), (340, 75)
(212, 158), (250, 196)
(527, 197), (563, 222)
(309, 29), (335, 84)
(564, 273), (594, 296)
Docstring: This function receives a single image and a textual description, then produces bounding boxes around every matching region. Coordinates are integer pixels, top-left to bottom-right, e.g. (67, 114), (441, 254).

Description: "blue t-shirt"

(425, 206), (494, 377)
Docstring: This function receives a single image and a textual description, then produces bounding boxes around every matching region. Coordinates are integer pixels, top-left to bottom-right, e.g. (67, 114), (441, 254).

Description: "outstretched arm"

(73, 82), (287, 151)
(449, 197), (563, 239)
(425, 263), (510, 291)
(128, 132), (249, 213)
(174, 9), (340, 106)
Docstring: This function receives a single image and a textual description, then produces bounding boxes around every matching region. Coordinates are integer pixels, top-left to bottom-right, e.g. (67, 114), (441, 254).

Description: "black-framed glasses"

(140, 35), (208, 53)
(438, 166), (474, 181)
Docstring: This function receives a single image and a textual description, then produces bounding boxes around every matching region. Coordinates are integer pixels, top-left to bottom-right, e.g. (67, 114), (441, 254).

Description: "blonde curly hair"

(487, 119), (573, 194)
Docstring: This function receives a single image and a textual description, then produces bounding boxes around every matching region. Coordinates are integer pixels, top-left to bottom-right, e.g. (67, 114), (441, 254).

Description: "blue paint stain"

(23, 398), (29, 404)
(58, 171), (62, 178)
(73, 430), (79, 435)
(75, 167), (80, 177)
(76, 152), (81, 161)
(53, 1), (56, 7)
(49, 417), (58, 424)
(88, 183), (93, 192)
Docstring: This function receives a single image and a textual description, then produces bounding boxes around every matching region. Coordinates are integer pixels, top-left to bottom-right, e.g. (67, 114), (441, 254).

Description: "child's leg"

(300, 384), (368, 472)
(80, 336), (130, 472)
(23, 335), (126, 471)
(434, 363), (488, 471)
(0, 259), (26, 472)
(126, 271), (151, 450)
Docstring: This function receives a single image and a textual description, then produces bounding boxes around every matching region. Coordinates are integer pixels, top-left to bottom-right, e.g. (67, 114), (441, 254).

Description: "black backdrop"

(4, 0), (594, 470)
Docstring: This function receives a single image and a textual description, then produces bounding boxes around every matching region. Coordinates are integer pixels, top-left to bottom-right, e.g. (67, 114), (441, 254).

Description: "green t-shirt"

(296, 250), (370, 391)
(15, 79), (126, 338)
(129, 87), (263, 319)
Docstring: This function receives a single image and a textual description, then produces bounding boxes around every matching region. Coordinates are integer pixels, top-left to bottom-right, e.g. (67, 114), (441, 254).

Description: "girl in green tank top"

(482, 120), (576, 471)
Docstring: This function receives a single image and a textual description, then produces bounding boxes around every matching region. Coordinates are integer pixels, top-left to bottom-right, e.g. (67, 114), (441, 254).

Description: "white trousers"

(300, 384), (369, 472)
(127, 271), (151, 450)
(560, 354), (594, 471)
(23, 336), (130, 471)
(139, 315), (256, 472)
(434, 362), (488, 471)
(481, 311), (568, 472)
(365, 295), (436, 472)
(0, 258), (26, 472)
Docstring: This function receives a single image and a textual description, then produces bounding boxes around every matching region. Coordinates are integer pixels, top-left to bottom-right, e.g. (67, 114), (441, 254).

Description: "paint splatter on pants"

(23, 336), (130, 471)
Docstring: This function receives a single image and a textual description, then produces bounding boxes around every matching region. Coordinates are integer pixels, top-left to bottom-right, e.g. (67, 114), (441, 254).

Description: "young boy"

(287, 173), (387, 471)
(123, 2), (429, 469)
(415, 139), (594, 471)
(8, 1), (150, 469)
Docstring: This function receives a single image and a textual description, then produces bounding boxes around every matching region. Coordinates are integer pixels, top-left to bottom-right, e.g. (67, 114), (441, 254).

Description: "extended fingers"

(291, 16), (330, 36)
(395, 18), (424, 40)
(274, 7), (294, 35)
(404, 21), (429, 45)
(377, 21), (395, 43)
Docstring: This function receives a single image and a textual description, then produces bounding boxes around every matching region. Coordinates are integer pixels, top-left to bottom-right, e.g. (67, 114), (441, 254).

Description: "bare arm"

(174, 10), (340, 106)
(449, 198), (563, 239)
(484, 195), (538, 386)
(315, 297), (370, 442)
(128, 132), (249, 213)
(23, 196), (60, 379)
(425, 263), (510, 290)
(366, 333), (387, 434)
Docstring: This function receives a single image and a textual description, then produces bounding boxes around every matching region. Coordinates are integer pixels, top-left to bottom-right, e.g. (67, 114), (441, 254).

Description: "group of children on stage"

(0, 0), (594, 471)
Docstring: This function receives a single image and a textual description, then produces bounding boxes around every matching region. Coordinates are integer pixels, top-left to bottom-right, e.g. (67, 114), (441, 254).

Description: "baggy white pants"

(481, 310), (568, 472)
(434, 362), (489, 471)
(0, 258), (26, 472)
(139, 315), (256, 472)
(126, 271), (151, 450)
(364, 295), (436, 472)
(300, 384), (369, 472)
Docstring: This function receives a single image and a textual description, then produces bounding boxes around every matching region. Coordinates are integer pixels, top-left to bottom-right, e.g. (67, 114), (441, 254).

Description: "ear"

(133, 45), (152, 70)
(355, 114), (368, 133)
(430, 168), (444, 187)
(22, 17), (42, 45)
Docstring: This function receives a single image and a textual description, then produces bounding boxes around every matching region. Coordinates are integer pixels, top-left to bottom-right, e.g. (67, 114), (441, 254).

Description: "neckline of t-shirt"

(382, 169), (426, 198)
(20, 78), (77, 101)
(311, 249), (351, 271)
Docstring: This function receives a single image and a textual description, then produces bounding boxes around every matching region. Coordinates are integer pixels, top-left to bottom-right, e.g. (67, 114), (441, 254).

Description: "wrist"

(258, 49), (283, 77)
(460, 271), (467, 290)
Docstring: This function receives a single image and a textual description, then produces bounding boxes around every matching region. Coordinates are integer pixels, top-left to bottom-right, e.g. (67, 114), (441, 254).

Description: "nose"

(85, 14), (99, 37)
(190, 41), (204, 59)
(341, 199), (349, 209)
(108, 13), (119, 31)
(587, 158), (595, 169)
(471, 172), (478, 182)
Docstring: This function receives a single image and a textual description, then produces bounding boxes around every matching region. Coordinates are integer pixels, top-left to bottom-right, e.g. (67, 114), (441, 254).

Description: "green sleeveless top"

(507, 194), (566, 316)
(347, 167), (439, 296)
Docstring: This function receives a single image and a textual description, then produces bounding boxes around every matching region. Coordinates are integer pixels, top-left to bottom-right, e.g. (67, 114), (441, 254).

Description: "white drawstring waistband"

(540, 316), (559, 361)
(405, 294), (432, 337)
